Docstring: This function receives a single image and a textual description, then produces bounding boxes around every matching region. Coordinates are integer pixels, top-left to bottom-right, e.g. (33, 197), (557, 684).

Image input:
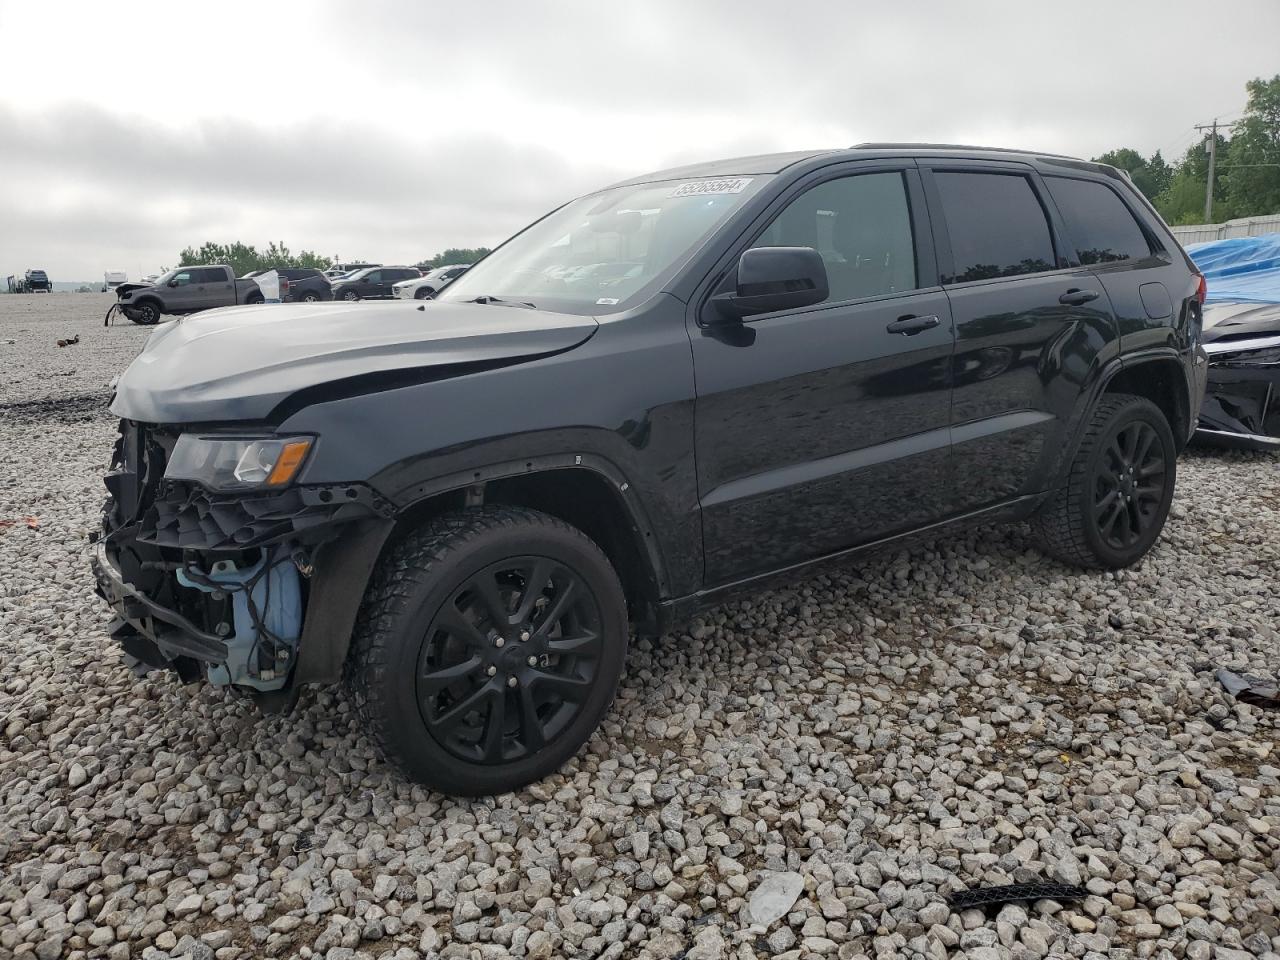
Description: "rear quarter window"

(1044, 176), (1154, 265)
(933, 171), (1057, 283)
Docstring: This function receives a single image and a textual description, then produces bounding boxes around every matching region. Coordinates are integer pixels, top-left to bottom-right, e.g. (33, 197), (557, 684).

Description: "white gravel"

(1, 293), (1278, 960)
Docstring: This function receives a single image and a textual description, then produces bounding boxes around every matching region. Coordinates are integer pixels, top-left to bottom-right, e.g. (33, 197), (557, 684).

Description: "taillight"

(1194, 273), (1206, 305)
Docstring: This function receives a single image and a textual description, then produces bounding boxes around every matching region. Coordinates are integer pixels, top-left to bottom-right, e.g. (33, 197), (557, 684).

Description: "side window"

(196, 268), (226, 283)
(933, 172), (1056, 283)
(754, 171), (917, 304)
(1044, 177), (1153, 265)
(171, 270), (194, 286)
(363, 270), (382, 284)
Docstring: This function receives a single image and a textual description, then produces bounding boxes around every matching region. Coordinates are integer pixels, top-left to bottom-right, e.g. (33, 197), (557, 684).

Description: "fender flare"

(1046, 347), (1192, 486)
(289, 453), (672, 689)
(391, 450), (672, 598)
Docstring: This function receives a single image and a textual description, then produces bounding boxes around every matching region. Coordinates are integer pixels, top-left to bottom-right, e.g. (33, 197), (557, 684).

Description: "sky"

(1, 0), (1277, 281)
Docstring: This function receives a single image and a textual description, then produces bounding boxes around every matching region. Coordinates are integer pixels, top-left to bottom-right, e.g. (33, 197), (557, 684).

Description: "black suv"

(91, 145), (1206, 795)
(330, 266), (421, 300)
(271, 268), (333, 303)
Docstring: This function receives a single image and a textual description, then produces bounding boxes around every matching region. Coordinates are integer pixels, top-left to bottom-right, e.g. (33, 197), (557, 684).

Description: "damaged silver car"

(1196, 301), (1280, 450)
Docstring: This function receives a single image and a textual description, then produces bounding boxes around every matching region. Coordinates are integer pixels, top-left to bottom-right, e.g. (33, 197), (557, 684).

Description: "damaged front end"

(90, 420), (393, 709)
(1195, 302), (1280, 452)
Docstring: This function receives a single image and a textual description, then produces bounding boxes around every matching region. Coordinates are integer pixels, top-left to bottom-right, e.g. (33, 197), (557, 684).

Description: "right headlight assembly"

(165, 435), (314, 492)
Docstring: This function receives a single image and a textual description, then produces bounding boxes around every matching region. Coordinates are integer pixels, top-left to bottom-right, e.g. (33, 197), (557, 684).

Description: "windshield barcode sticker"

(669, 177), (752, 198)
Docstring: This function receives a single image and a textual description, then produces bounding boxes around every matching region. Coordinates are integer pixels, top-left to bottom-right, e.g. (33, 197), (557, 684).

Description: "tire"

(341, 290), (360, 301)
(246, 293), (264, 305)
(130, 300), (161, 325)
(347, 506), (628, 795)
(414, 286), (435, 300)
(1033, 393), (1176, 569)
(302, 292), (320, 303)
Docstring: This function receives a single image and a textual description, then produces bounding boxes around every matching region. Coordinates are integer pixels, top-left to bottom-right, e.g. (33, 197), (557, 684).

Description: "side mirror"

(167, 279), (180, 287)
(711, 246), (828, 321)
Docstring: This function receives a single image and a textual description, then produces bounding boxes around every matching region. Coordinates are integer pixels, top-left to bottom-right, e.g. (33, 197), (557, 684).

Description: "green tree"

(1093, 148), (1172, 203)
(177, 241), (332, 275)
(416, 247), (491, 269)
(1153, 135), (1233, 223)
(1222, 74), (1280, 218)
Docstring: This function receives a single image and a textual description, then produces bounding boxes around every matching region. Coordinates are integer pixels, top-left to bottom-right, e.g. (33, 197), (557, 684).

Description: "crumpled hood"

(115, 281), (157, 297)
(1202, 301), (1280, 343)
(111, 300), (598, 423)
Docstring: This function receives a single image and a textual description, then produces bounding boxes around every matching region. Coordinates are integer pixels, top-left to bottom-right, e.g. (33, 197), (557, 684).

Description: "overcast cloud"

(2, 0), (1277, 280)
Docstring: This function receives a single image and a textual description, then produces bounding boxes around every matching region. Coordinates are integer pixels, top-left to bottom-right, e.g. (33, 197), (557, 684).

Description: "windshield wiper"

(469, 295), (536, 309)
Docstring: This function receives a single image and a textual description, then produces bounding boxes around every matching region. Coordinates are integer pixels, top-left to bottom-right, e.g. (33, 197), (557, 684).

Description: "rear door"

(692, 162), (956, 585)
(919, 161), (1121, 511)
(197, 267), (234, 308)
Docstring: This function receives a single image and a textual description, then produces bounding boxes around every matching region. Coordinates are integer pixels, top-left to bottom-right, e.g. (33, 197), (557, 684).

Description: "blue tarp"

(1185, 233), (1280, 304)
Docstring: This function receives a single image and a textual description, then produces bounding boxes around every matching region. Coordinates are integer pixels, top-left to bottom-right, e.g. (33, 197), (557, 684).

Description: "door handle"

(1059, 288), (1100, 306)
(886, 314), (941, 335)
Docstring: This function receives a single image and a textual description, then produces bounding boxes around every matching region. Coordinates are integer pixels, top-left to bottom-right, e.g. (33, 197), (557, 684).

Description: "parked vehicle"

(394, 264), (471, 300)
(104, 271), (128, 293)
(1194, 302), (1280, 450)
(24, 269), (51, 292)
(324, 262), (379, 282)
(114, 265), (273, 324)
(92, 144), (1205, 795)
(245, 268), (332, 303)
(330, 266), (420, 301)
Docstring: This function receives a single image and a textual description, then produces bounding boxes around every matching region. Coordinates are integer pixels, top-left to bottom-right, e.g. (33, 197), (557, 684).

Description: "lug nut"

(507, 676), (518, 688)
(486, 666), (497, 676)
(520, 631), (531, 642)
(494, 636), (505, 648)
(527, 656), (538, 666)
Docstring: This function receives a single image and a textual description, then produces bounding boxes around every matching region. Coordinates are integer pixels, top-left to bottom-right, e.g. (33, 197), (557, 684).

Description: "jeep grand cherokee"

(92, 144), (1206, 795)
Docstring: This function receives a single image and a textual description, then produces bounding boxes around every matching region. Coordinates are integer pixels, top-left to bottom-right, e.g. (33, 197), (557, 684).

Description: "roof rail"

(851, 142), (1081, 161)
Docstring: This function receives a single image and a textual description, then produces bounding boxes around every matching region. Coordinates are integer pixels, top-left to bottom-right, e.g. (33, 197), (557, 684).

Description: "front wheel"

(129, 301), (161, 325)
(1033, 393), (1176, 569)
(341, 290), (360, 301)
(414, 286), (435, 300)
(347, 506), (629, 795)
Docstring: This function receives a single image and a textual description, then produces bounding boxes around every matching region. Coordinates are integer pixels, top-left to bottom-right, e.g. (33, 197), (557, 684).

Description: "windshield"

(440, 175), (769, 314)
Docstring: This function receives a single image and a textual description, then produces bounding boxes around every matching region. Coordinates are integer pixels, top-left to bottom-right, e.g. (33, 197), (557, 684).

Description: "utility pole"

(1193, 118), (1240, 223)
(1202, 119), (1218, 222)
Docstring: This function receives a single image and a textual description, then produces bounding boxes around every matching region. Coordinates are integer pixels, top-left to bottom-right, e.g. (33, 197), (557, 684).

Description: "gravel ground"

(0, 293), (1277, 960)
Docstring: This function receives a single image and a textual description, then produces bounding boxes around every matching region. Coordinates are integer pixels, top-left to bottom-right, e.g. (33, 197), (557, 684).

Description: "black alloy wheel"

(341, 289), (360, 301)
(347, 506), (628, 795)
(1091, 421), (1166, 551)
(417, 556), (603, 764)
(1033, 393), (1176, 569)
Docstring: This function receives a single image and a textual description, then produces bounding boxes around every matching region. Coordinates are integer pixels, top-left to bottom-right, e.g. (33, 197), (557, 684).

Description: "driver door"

(691, 163), (956, 585)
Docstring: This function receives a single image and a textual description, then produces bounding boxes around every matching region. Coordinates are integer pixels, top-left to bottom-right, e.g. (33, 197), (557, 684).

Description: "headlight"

(165, 435), (314, 491)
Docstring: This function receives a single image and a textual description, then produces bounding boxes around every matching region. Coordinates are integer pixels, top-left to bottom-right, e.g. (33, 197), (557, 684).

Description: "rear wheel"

(302, 291), (320, 302)
(1033, 393), (1176, 569)
(347, 506), (628, 795)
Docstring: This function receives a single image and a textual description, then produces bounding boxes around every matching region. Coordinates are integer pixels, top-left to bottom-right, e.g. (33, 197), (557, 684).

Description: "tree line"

(173, 243), (493, 276)
(1095, 75), (1280, 225)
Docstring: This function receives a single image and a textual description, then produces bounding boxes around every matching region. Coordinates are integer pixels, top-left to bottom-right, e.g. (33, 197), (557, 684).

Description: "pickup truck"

(115, 265), (278, 325)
